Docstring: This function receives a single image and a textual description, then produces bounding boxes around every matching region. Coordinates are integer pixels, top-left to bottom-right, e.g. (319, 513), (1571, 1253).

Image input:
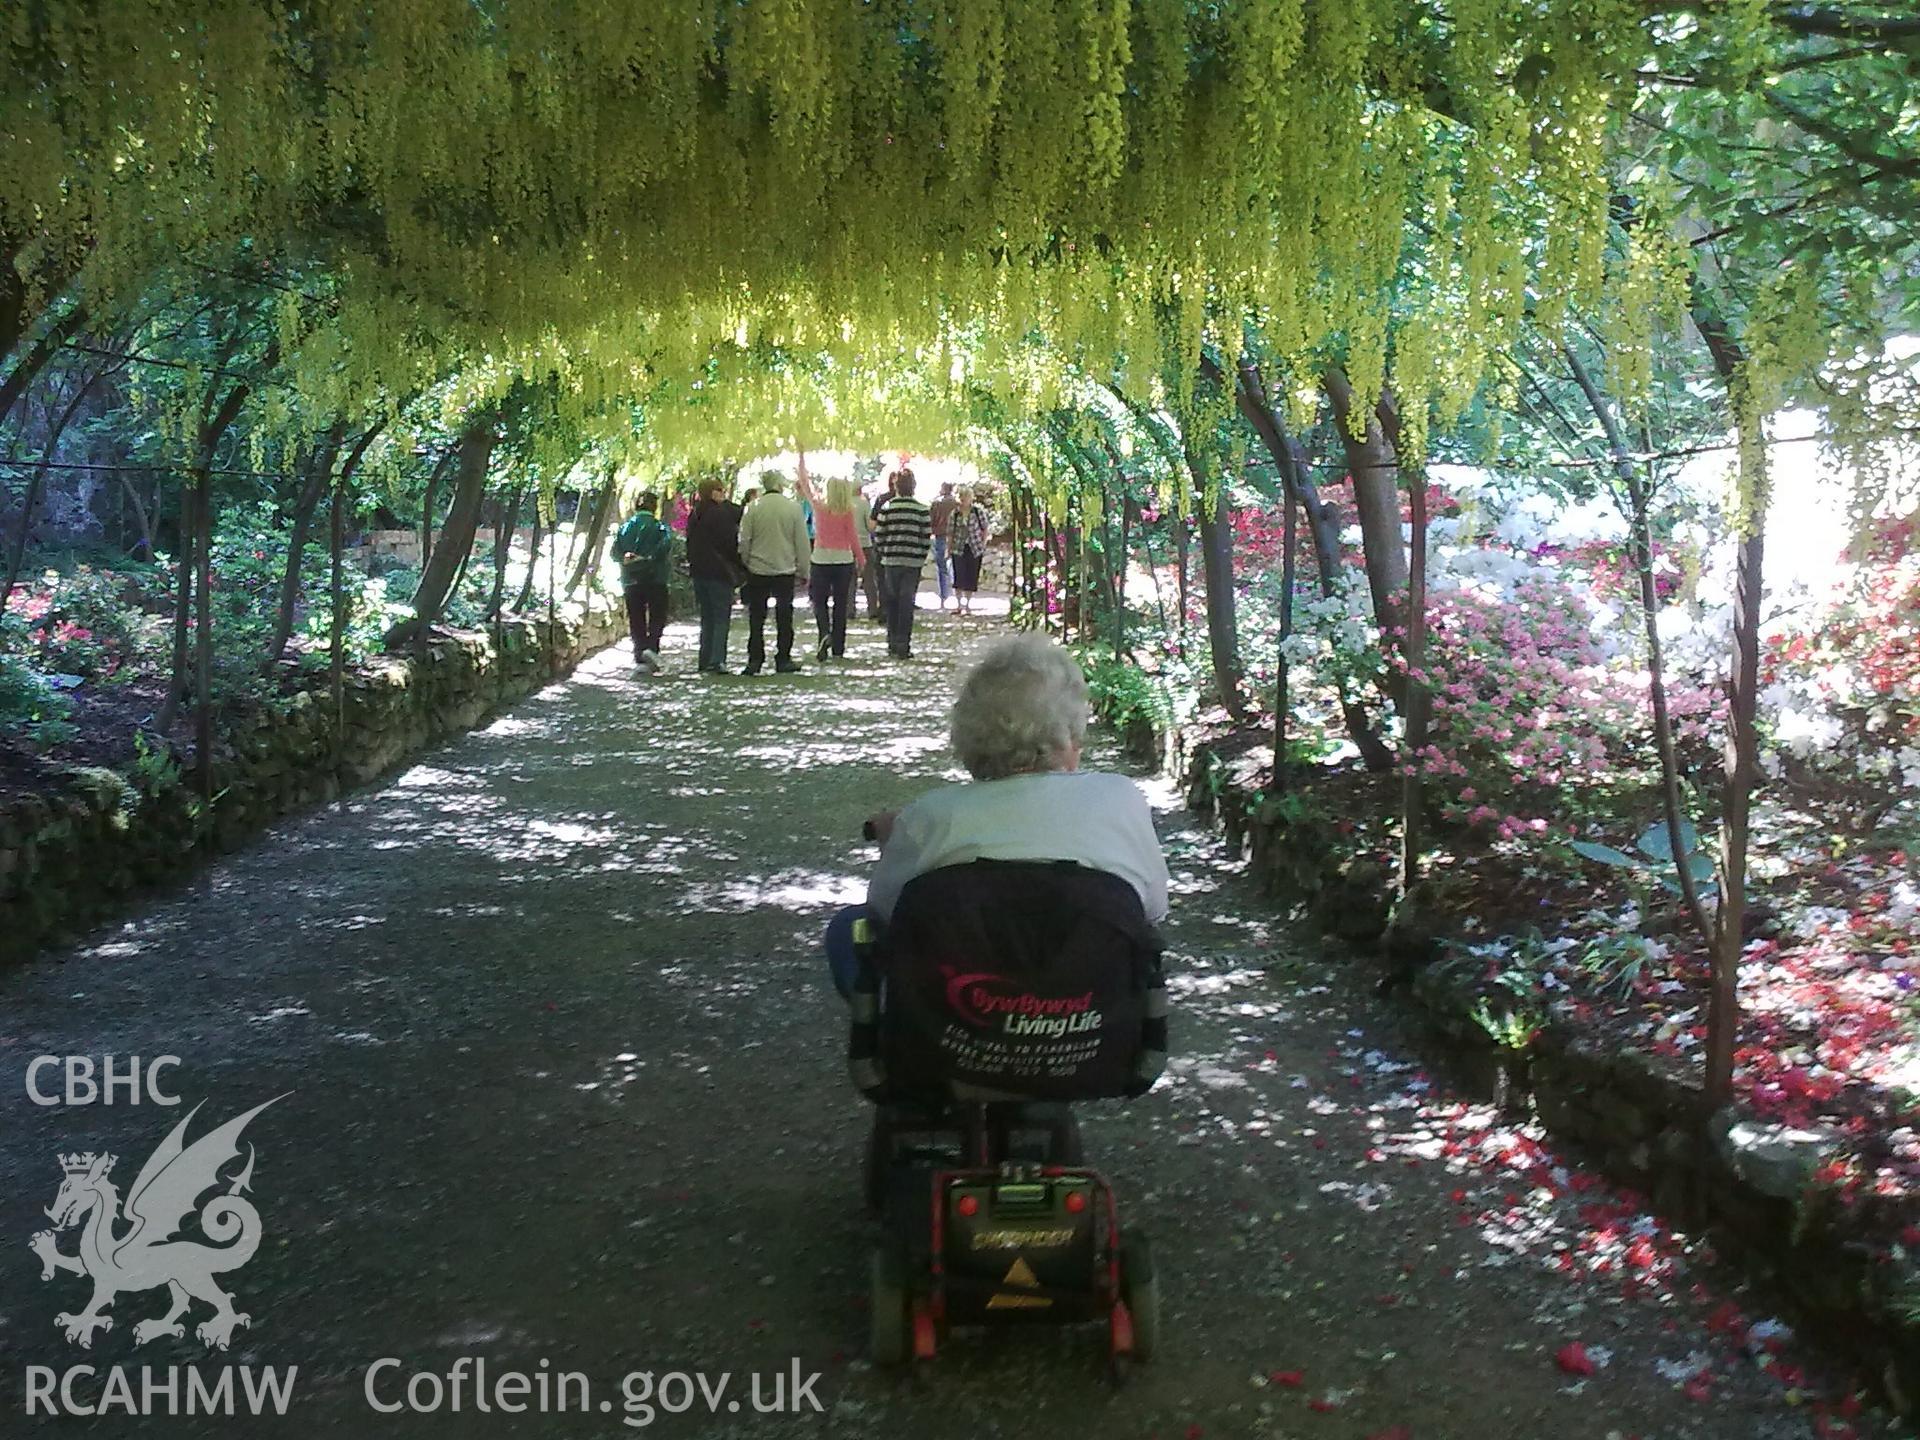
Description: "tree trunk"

(158, 352), (262, 741)
(0, 241), (22, 371)
(1229, 356), (1395, 771)
(1400, 460), (1430, 892)
(1695, 296), (1760, 1109)
(158, 483), (194, 735)
(1711, 519), (1763, 1106)
(1069, 515), (1086, 644)
(192, 463), (215, 801)
(1025, 491), (1043, 629)
(1274, 483), (1296, 791)
(1562, 342), (1713, 940)
(119, 474), (153, 558)
(1173, 513), (1190, 653)
(1112, 488), (1130, 662)
(547, 503), (560, 678)
(266, 426), (343, 667)
(1013, 487), (1029, 623)
(1185, 446), (1245, 720)
(387, 420), (496, 648)
(565, 468), (619, 599)
(418, 449), (454, 572)
(330, 471), (345, 743)
(0, 302), (88, 427)
(513, 513), (546, 614)
(186, 374), (258, 798)
(487, 484), (525, 620)
(1323, 368), (1408, 635)
(1042, 511), (1059, 636)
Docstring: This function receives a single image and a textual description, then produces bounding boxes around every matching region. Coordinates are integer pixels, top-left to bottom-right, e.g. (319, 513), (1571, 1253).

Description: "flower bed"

(1093, 484), (1920, 1413)
(1104, 694), (1918, 1414)
(0, 606), (624, 965)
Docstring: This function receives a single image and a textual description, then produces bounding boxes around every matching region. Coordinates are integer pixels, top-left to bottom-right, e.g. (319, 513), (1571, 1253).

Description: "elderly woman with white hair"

(824, 635), (1170, 996)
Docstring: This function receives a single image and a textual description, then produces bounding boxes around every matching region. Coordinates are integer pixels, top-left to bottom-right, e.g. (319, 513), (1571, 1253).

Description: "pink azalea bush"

(1394, 564), (1725, 838)
(1398, 575), (1632, 837)
(2, 567), (157, 680)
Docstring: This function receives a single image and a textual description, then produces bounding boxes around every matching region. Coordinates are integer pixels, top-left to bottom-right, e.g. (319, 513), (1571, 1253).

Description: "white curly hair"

(949, 636), (1089, 780)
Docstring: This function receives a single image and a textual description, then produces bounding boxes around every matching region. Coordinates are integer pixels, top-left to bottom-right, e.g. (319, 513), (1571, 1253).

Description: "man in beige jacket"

(736, 473), (812, 674)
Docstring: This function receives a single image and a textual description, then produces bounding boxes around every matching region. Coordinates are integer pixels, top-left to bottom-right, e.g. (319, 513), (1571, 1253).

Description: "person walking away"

(736, 472), (811, 674)
(615, 492), (673, 673)
(863, 470), (899, 624)
(871, 469), (932, 659)
(794, 455), (864, 662)
(928, 481), (958, 611)
(685, 477), (745, 674)
(853, 485), (875, 622)
(948, 485), (989, 616)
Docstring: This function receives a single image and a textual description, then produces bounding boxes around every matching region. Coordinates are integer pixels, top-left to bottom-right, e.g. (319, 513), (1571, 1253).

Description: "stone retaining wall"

(0, 606), (624, 966)
(359, 526), (537, 567)
(1102, 699), (1919, 1416)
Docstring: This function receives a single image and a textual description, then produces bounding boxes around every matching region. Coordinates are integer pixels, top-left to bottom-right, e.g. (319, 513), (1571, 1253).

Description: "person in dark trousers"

(614, 492), (673, 674)
(794, 452), (864, 662)
(735, 472), (812, 675)
(871, 469), (933, 659)
(947, 484), (990, 615)
(684, 477), (745, 674)
(863, 471), (898, 622)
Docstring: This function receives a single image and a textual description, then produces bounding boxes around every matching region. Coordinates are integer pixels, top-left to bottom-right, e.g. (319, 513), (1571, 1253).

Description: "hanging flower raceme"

(1, 0), (1648, 465)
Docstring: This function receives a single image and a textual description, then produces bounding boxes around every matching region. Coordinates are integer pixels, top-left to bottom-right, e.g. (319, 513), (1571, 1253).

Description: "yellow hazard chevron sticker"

(985, 1256), (1052, 1309)
(1002, 1257), (1040, 1289)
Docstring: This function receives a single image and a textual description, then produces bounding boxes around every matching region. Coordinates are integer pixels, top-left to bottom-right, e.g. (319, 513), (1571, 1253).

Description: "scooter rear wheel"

(869, 1243), (911, 1366)
(1119, 1231), (1159, 1361)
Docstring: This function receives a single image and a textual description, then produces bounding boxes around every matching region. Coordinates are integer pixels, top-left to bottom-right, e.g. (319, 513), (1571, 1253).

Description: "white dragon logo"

(29, 1097), (283, 1351)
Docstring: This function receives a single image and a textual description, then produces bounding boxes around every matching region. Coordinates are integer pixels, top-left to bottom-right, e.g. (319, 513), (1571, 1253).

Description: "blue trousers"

(693, 578), (734, 670)
(933, 535), (952, 601)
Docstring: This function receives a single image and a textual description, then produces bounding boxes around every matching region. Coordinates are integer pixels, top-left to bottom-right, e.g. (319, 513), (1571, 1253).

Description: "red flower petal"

(1555, 1342), (1596, 1377)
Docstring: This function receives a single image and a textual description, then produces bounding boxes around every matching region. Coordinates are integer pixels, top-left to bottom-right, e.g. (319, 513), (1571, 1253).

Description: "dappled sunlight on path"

(0, 601), (1888, 1439)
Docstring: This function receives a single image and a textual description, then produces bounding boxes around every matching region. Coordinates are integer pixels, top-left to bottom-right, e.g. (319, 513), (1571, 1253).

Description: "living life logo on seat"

(20, 1056), (298, 1419)
(942, 969), (1103, 1039)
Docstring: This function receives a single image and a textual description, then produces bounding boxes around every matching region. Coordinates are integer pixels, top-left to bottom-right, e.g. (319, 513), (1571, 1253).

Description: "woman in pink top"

(802, 465), (866, 661)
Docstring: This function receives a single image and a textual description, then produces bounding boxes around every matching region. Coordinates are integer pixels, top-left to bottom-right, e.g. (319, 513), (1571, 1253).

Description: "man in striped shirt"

(870, 469), (933, 659)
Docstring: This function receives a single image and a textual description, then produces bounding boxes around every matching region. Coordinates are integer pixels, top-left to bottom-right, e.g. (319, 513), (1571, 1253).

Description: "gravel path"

(0, 607), (1897, 1439)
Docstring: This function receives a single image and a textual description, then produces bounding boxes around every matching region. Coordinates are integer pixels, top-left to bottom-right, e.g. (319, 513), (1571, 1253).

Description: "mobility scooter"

(846, 858), (1168, 1369)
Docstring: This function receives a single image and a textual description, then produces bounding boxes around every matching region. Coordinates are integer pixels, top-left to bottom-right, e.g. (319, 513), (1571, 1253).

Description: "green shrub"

(1083, 655), (1172, 734)
(0, 653), (78, 750)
